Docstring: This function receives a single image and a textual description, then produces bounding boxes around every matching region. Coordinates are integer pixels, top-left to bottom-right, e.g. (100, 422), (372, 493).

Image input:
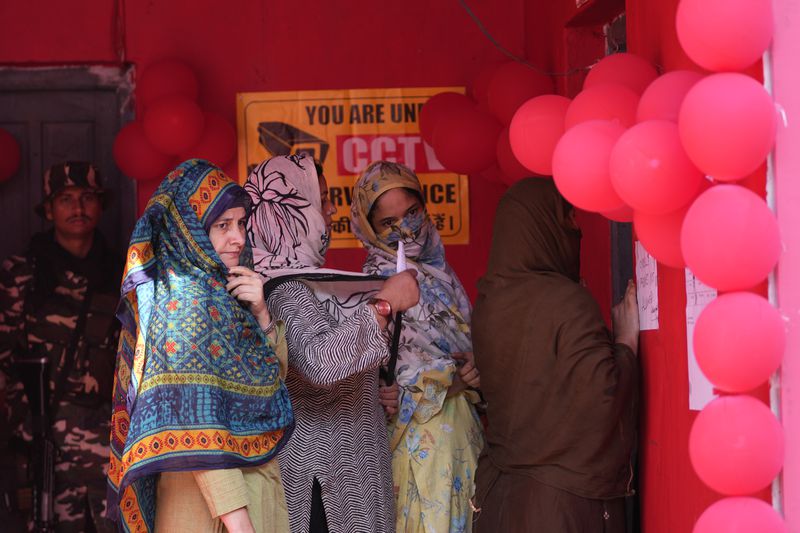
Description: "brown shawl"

(472, 178), (638, 500)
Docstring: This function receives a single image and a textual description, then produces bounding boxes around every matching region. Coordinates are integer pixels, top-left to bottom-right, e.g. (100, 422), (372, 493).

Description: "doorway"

(0, 66), (136, 259)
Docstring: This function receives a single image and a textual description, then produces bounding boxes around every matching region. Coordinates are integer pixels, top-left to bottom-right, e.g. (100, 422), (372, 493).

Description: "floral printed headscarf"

(350, 161), (445, 269)
(351, 161), (474, 449)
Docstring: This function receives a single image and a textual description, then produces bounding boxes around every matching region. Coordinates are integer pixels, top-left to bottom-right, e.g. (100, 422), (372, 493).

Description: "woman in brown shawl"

(472, 178), (640, 532)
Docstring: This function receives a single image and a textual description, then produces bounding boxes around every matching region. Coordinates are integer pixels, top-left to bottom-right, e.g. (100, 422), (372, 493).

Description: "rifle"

(15, 353), (56, 533)
(11, 252), (97, 532)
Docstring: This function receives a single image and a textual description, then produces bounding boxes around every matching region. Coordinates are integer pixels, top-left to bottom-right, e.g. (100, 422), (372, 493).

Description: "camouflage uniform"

(0, 168), (121, 533)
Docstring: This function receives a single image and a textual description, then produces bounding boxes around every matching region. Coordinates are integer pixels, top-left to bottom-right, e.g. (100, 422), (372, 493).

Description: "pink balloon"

(0, 128), (21, 182)
(552, 120), (626, 212)
(496, 128), (531, 185)
(694, 497), (787, 533)
(509, 94), (571, 176)
(689, 395), (784, 495)
(602, 204), (634, 223)
(679, 73), (776, 181)
(677, 0), (774, 72)
(138, 59), (199, 108)
(695, 292), (785, 393)
(565, 84), (639, 130)
(179, 112), (237, 167)
(637, 70), (704, 123)
(634, 205), (690, 269)
(433, 107), (502, 174)
(584, 53), (659, 95)
(610, 120), (704, 214)
(486, 62), (554, 125)
(681, 185), (780, 291)
(419, 92), (474, 146)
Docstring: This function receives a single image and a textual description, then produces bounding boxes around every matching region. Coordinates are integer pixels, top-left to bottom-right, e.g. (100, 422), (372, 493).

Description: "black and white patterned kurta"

(268, 280), (394, 533)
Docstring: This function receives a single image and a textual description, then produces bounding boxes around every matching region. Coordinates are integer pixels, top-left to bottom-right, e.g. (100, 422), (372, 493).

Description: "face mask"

(376, 210), (428, 260)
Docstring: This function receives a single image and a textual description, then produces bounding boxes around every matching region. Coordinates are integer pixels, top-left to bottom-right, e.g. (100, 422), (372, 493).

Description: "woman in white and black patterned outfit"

(245, 153), (418, 533)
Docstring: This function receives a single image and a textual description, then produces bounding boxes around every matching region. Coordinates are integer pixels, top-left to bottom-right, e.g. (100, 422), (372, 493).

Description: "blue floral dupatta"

(350, 162), (476, 449)
(107, 160), (293, 532)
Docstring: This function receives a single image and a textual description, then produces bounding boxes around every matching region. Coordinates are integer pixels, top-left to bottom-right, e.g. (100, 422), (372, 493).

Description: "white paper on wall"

(685, 269), (719, 411)
(634, 241), (659, 331)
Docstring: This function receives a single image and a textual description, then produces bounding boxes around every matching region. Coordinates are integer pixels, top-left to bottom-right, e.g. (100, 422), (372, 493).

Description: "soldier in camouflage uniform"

(0, 162), (121, 533)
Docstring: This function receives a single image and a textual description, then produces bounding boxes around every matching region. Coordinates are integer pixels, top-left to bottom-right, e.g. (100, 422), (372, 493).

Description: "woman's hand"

(226, 266), (270, 325)
(374, 270), (420, 313)
(447, 373), (468, 398)
(219, 507), (255, 533)
(453, 351), (480, 389)
(612, 279), (640, 354)
(378, 378), (399, 417)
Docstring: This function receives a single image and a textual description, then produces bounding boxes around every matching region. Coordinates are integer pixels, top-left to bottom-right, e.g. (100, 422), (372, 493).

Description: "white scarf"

(245, 153), (329, 271)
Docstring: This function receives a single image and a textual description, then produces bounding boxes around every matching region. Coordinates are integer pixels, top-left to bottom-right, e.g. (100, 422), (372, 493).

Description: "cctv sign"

(237, 87), (470, 248)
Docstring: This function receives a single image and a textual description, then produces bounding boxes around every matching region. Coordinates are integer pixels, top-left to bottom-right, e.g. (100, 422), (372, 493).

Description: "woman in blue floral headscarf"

(107, 160), (293, 533)
(351, 161), (484, 533)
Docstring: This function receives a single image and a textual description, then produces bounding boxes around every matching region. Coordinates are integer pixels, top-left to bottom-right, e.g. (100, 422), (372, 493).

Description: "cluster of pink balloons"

(420, 61), (554, 184)
(506, 0), (784, 526)
(113, 59), (237, 182)
(503, 10), (779, 280)
(674, 1), (785, 530)
(505, 48), (779, 290)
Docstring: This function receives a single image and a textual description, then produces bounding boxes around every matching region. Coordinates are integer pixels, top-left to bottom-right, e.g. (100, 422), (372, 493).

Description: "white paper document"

(396, 241), (407, 273)
(685, 269), (718, 411)
(634, 241), (659, 331)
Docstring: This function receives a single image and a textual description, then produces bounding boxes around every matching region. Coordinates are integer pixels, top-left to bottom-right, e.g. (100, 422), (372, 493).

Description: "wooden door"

(0, 67), (135, 260)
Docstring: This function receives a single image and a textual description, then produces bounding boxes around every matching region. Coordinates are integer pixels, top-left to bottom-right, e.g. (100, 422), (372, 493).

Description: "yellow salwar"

(391, 389), (484, 533)
(154, 460), (288, 533)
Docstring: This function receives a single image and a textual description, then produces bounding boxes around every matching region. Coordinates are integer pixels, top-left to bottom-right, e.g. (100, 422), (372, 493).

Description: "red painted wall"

(0, 0), (528, 299)
(0, 0), (620, 306)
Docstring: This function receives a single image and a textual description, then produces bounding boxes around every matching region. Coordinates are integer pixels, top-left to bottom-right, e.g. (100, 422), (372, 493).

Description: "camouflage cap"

(35, 161), (106, 216)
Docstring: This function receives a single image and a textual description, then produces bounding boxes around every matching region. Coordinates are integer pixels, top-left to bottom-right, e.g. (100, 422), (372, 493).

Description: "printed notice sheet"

(686, 269), (718, 411)
(635, 241), (659, 331)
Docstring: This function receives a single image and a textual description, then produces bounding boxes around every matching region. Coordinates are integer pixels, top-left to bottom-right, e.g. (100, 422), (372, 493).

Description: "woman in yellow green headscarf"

(351, 161), (484, 533)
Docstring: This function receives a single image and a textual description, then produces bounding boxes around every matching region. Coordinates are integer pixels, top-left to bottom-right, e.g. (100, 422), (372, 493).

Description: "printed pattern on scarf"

(245, 154), (329, 270)
(107, 160), (293, 533)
